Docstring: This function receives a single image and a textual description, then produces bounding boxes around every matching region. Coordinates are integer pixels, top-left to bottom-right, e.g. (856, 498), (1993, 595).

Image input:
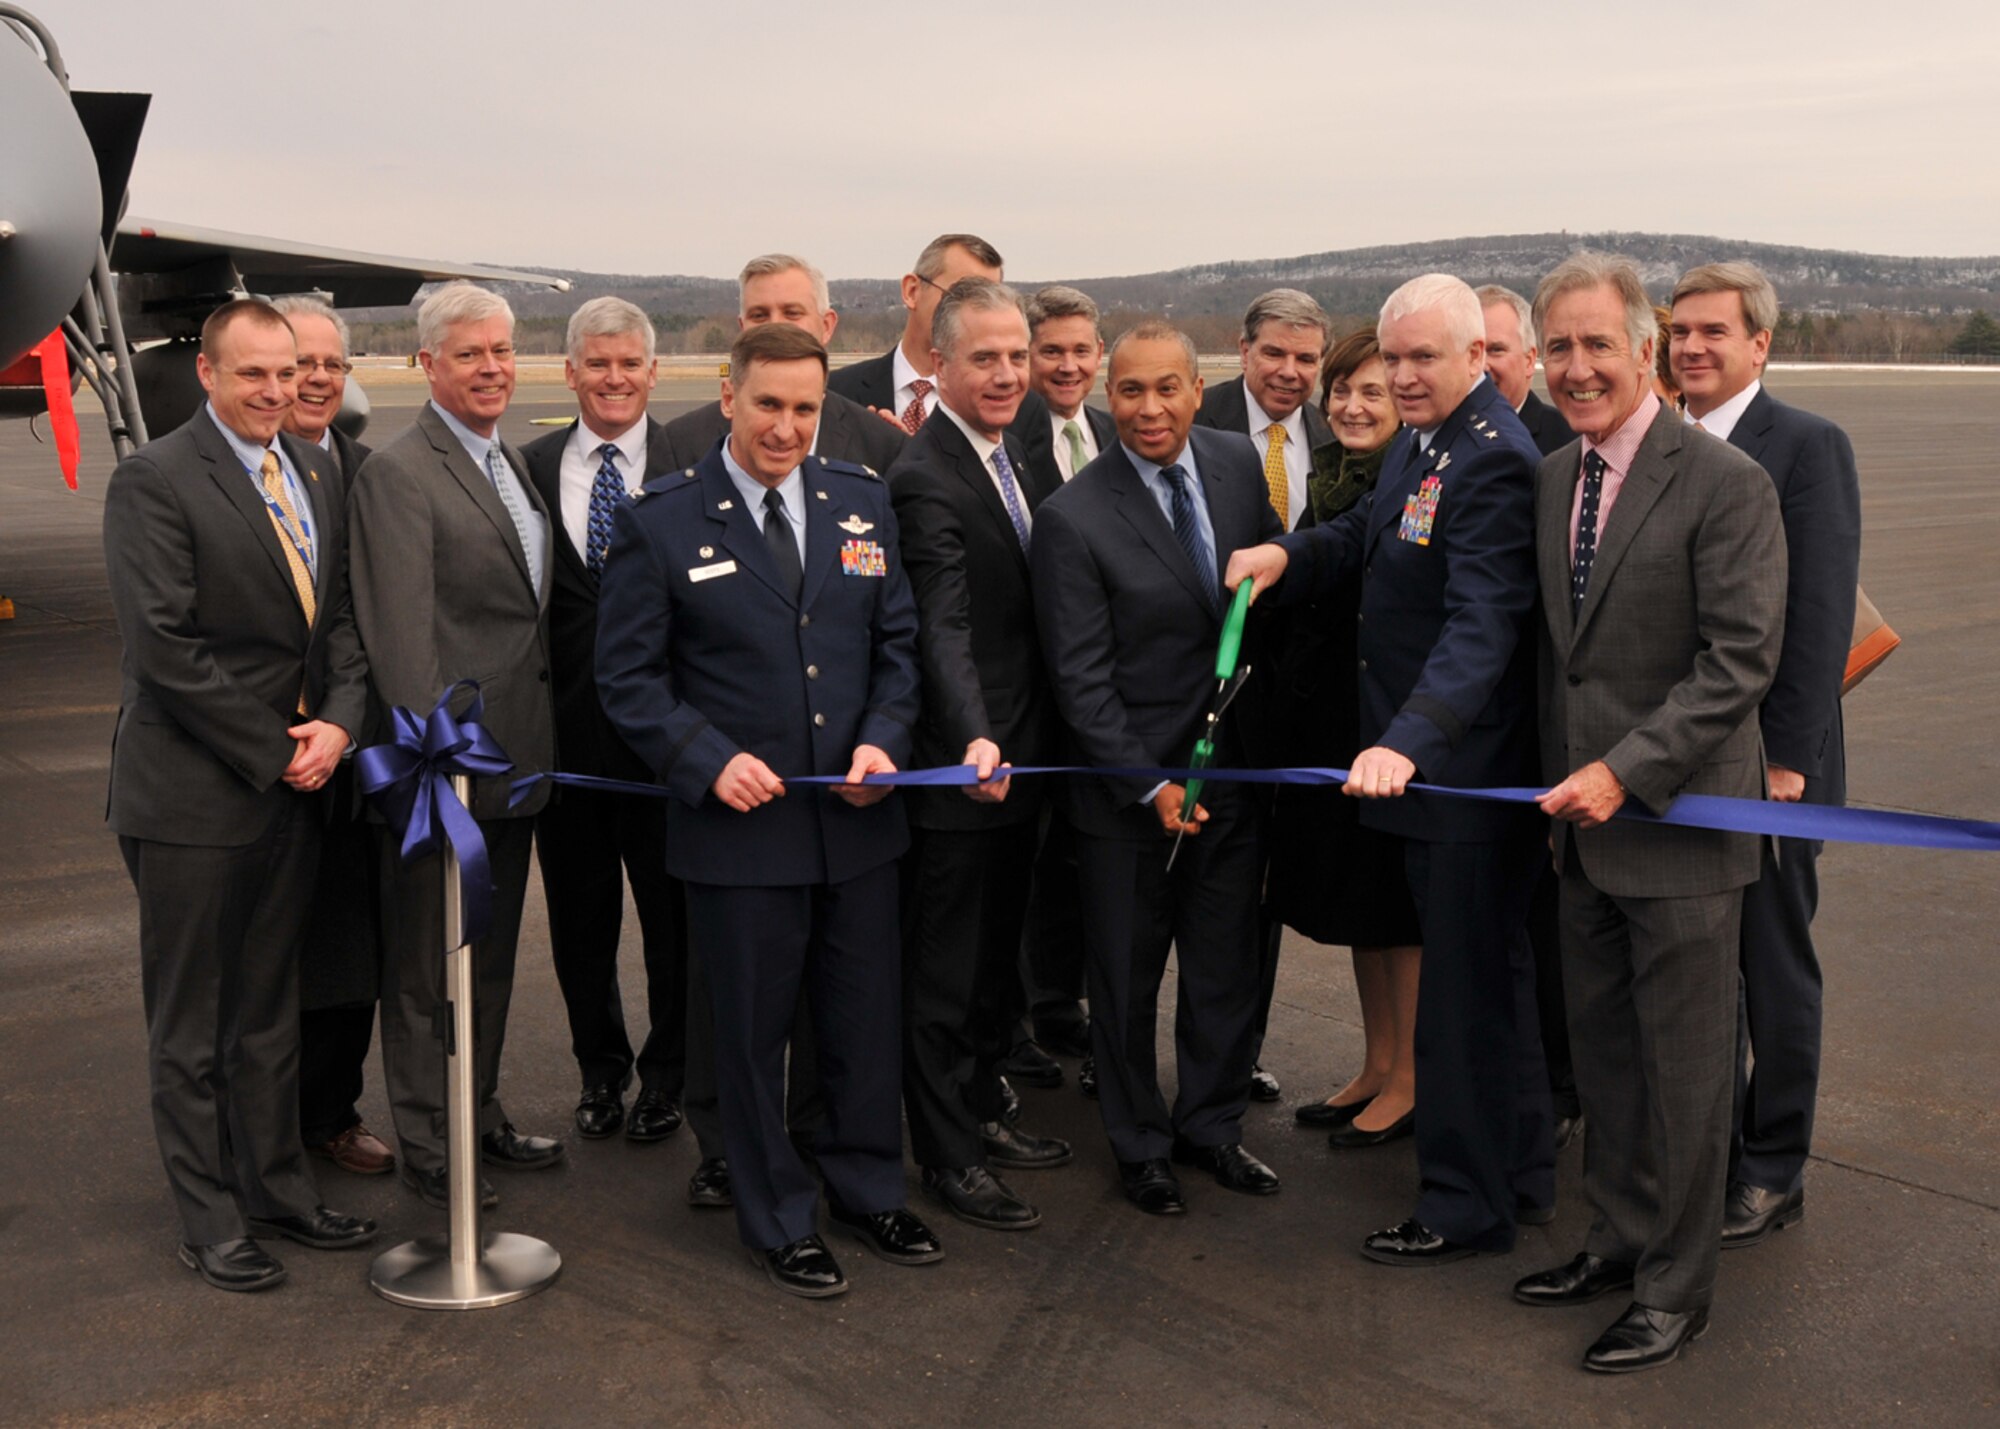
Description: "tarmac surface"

(2, 368), (1996, 1426)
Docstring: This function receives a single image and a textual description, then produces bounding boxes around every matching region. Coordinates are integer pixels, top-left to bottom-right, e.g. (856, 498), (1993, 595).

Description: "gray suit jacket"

(346, 403), (556, 819)
(102, 409), (368, 846)
(1536, 409), (1786, 898)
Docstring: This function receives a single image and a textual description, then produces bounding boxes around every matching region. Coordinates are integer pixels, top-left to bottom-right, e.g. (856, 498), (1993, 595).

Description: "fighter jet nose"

(0, 28), (104, 370)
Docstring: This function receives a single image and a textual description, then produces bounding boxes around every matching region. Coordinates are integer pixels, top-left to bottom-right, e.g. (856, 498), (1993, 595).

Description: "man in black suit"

(1032, 321), (1286, 1216)
(103, 299), (377, 1291)
(1479, 285), (1575, 457)
(887, 278), (1072, 1233)
(347, 283), (565, 1210)
(827, 233), (1004, 430)
(1477, 283), (1582, 1151)
(1669, 261), (1861, 1250)
(519, 297), (689, 1150)
(1229, 274), (1553, 1269)
(1005, 284), (1116, 1082)
(269, 296), (395, 1180)
(657, 254), (905, 474)
(1192, 287), (1334, 1104)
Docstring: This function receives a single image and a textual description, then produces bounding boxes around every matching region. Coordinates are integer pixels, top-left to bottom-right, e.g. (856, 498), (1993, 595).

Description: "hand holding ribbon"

(356, 681), (515, 950)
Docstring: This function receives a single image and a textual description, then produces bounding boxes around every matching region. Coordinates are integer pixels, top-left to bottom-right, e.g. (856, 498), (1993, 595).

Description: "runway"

(1, 368), (1995, 1425)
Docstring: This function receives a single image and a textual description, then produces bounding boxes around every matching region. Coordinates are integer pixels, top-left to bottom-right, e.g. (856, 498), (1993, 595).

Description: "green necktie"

(1062, 419), (1088, 477)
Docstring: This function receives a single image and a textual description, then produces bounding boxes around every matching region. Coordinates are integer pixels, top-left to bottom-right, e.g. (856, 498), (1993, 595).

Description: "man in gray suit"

(104, 298), (377, 1290)
(1512, 253), (1786, 1375)
(347, 282), (564, 1210)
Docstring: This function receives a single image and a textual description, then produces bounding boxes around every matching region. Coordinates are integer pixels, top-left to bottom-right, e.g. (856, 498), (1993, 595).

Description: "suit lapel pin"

(718, 499), (734, 511)
(838, 514), (874, 535)
(699, 545), (714, 558)
(815, 489), (829, 501)
(1436, 452), (1452, 471)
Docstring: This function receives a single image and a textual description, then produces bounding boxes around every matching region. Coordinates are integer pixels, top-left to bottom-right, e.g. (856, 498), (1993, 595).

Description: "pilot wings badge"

(838, 514), (874, 535)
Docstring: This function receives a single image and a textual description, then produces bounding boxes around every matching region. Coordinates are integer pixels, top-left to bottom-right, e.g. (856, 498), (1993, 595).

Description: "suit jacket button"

(806, 665), (819, 680)
(813, 712), (825, 727)
(1358, 659), (1368, 671)
(1567, 674), (1582, 686)
(799, 614), (811, 628)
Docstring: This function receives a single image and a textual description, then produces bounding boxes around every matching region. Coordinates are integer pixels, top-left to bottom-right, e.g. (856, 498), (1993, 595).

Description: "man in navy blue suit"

(1229, 274), (1553, 1266)
(1033, 321), (1286, 1217)
(595, 322), (940, 1300)
(1669, 262), (1861, 1250)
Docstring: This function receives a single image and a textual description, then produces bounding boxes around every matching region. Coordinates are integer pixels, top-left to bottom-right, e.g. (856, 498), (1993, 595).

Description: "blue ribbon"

(357, 682), (517, 949)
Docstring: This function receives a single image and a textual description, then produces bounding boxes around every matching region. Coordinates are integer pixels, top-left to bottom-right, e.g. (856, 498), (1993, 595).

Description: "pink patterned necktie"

(900, 378), (933, 434)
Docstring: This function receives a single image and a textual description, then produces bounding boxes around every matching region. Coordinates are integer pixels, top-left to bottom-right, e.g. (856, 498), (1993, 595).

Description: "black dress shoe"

(1078, 1056), (1098, 1100)
(1000, 1039), (1065, 1089)
(1360, 1218), (1476, 1266)
(1721, 1180), (1804, 1249)
(1036, 1019), (1093, 1060)
(1116, 1158), (1186, 1216)
(399, 1164), (498, 1210)
(1294, 1097), (1365, 1130)
(480, 1123), (565, 1170)
(574, 1083), (624, 1140)
(921, 1165), (1041, 1230)
(178, 1238), (286, 1292)
(1170, 1139), (1280, 1195)
(996, 1076), (1023, 1126)
(1583, 1301), (1709, 1373)
(827, 1204), (945, 1265)
(1249, 1064), (1282, 1102)
(980, 1120), (1073, 1169)
(1516, 1198), (1557, 1227)
(626, 1089), (683, 1143)
(248, 1205), (378, 1249)
(1329, 1107), (1415, 1149)
(1554, 1112), (1586, 1151)
(687, 1156), (733, 1208)
(1513, 1252), (1636, 1307)
(757, 1234), (848, 1299)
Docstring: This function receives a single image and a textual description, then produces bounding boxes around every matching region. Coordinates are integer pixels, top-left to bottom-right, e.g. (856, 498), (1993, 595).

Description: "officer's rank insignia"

(699, 546), (715, 558)
(1398, 474), (1443, 546)
(718, 499), (735, 510)
(1435, 452), (1452, 472)
(838, 514), (874, 535)
(840, 539), (887, 577)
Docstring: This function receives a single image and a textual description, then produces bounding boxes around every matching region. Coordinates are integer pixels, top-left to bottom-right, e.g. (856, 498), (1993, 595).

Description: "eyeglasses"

(297, 357), (351, 376)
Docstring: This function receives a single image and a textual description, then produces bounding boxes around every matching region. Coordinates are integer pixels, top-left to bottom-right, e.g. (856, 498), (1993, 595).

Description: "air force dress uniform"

(595, 445), (922, 1253)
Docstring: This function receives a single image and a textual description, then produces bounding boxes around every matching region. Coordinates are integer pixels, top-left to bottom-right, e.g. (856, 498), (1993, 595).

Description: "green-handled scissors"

(1168, 580), (1254, 870)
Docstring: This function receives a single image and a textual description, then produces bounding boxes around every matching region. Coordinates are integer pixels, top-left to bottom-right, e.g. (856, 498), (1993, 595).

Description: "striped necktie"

(1161, 462), (1219, 614)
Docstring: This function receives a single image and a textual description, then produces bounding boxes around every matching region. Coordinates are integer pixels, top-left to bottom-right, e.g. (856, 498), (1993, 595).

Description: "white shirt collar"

(1684, 379), (1761, 442)
(1243, 378), (1308, 454)
(570, 414), (649, 469)
(892, 345), (932, 401)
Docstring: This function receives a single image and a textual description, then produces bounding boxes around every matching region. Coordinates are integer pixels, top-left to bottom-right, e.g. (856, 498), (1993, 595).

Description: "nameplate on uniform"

(1398, 475), (1442, 546)
(840, 540), (887, 577)
(688, 560), (738, 582)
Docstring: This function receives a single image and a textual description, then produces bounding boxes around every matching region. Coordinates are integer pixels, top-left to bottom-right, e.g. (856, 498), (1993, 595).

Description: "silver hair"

(931, 277), (1028, 361)
(1670, 261), (1781, 337)
(1025, 284), (1102, 336)
(268, 294), (350, 356)
(1241, 288), (1331, 347)
(1532, 253), (1657, 357)
(416, 282), (514, 355)
(1378, 274), (1484, 352)
(1474, 283), (1536, 353)
(738, 253), (831, 317)
(914, 232), (1005, 282)
(565, 295), (656, 364)
(1109, 319), (1200, 380)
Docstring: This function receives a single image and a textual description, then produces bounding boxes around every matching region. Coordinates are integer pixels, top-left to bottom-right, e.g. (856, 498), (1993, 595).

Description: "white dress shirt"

(1684, 379), (1761, 442)
(891, 345), (940, 426)
(558, 416), (649, 557)
(1244, 379), (1309, 531)
(939, 402), (1032, 538)
(1050, 408), (1101, 481)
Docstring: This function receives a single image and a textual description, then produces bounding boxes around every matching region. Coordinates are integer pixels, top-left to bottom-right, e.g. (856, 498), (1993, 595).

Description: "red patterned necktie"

(900, 378), (933, 434)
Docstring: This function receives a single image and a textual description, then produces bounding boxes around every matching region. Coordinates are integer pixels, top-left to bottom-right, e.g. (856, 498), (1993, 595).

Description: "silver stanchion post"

(370, 773), (561, 1309)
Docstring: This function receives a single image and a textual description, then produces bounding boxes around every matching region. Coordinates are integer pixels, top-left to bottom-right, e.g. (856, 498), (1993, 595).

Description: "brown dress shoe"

(310, 1123), (396, 1176)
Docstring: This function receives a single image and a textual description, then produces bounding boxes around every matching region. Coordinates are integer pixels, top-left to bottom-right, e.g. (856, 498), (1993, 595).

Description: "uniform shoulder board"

(815, 457), (881, 481)
(636, 471), (694, 500)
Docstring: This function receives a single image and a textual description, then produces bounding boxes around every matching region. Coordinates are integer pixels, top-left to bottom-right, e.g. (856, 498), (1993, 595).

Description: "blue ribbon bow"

(356, 682), (516, 949)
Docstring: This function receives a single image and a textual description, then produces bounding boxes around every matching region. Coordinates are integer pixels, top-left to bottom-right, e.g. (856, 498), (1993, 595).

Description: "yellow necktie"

(260, 452), (317, 714)
(1262, 423), (1289, 525)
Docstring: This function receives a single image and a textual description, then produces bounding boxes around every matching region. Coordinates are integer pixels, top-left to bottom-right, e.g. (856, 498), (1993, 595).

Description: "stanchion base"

(369, 1232), (562, 1310)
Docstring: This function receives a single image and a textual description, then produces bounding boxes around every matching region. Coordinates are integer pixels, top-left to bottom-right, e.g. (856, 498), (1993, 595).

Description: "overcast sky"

(26, 0), (2000, 281)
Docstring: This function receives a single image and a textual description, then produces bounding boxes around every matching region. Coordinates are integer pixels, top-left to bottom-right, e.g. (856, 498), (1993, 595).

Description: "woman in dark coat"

(1265, 330), (1423, 1147)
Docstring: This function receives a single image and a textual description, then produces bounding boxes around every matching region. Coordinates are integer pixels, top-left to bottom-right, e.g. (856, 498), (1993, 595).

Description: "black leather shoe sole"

(249, 1217), (378, 1250)
(984, 1143), (1073, 1171)
(828, 1216), (946, 1266)
(1722, 1202), (1804, 1249)
(926, 1194), (1041, 1231)
(1583, 1313), (1709, 1373)
(752, 1249), (849, 1299)
(178, 1244), (286, 1292)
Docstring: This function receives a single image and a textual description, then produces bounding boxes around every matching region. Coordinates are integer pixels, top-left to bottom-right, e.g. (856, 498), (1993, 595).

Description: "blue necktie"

(585, 442), (625, 575)
(991, 442), (1031, 552)
(1572, 449), (1607, 616)
(1161, 462), (1219, 614)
